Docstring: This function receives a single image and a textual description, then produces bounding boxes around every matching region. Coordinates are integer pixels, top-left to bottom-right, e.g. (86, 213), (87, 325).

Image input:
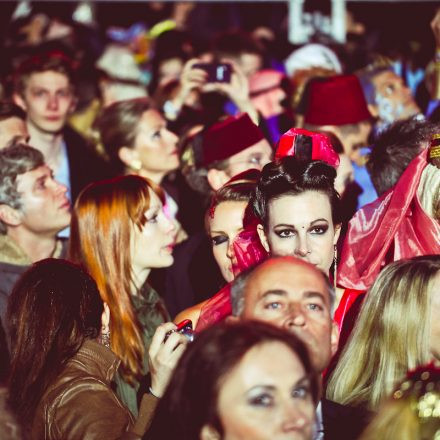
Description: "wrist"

(233, 96), (252, 108)
(235, 101), (259, 124)
(235, 98), (256, 115)
(149, 385), (162, 398)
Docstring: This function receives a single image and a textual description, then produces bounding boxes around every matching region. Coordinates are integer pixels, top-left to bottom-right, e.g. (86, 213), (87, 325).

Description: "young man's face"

(15, 71), (75, 135)
(16, 165), (71, 236)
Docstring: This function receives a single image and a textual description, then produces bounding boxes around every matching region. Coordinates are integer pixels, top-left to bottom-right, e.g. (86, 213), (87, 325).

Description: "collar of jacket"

(0, 234), (65, 266)
(78, 339), (120, 383)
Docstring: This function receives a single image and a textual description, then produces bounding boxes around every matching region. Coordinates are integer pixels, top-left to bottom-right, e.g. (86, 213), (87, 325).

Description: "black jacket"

(64, 125), (115, 202)
(322, 398), (372, 440)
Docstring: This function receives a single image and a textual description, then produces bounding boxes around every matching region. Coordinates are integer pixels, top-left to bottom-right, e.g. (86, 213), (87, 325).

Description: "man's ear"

(225, 314), (240, 324)
(13, 93), (28, 112)
(200, 425), (221, 440)
(68, 94), (78, 115)
(0, 205), (22, 228)
(330, 321), (340, 357)
(207, 168), (229, 191)
(256, 223), (269, 252)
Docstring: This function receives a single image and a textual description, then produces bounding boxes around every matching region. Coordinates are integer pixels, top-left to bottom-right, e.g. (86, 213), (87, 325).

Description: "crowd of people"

(0, 1), (439, 439)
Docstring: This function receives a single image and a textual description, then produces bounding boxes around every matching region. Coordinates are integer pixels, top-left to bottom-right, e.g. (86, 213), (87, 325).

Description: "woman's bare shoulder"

(173, 299), (209, 328)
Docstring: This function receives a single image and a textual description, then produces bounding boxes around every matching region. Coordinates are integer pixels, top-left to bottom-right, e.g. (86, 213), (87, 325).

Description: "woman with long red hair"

(69, 174), (177, 417)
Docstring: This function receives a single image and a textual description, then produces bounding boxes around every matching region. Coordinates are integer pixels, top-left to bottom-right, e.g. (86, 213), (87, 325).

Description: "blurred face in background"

(334, 121), (371, 166)
(158, 57), (185, 87)
(226, 140), (273, 179)
(15, 71), (75, 135)
(372, 70), (420, 124)
(132, 109), (179, 177)
(238, 52), (263, 78)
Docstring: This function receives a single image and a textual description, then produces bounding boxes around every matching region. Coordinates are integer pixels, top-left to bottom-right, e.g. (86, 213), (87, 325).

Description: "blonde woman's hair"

(326, 255), (440, 411)
(360, 396), (421, 440)
(360, 365), (440, 440)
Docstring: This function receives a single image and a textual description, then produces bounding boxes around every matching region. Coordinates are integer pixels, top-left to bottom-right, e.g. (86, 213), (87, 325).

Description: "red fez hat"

(275, 128), (340, 168)
(304, 75), (372, 126)
(202, 113), (266, 166)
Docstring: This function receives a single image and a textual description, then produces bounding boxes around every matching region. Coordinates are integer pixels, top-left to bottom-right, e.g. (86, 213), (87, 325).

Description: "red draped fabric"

(196, 284), (232, 332)
(197, 149), (440, 332)
(196, 223), (268, 332)
(338, 149), (440, 291)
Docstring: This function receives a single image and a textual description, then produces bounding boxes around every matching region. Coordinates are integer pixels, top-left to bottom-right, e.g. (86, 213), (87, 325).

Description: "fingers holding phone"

(170, 58), (208, 112)
(210, 58), (259, 124)
(182, 59), (208, 88)
(148, 322), (190, 397)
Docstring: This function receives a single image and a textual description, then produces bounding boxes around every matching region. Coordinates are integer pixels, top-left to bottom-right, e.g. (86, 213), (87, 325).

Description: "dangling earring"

(100, 325), (111, 348)
(130, 159), (142, 172)
(333, 244), (337, 288)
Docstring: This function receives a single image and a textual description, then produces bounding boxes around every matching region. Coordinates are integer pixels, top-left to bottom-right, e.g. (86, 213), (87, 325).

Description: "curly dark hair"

(252, 156), (341, 228)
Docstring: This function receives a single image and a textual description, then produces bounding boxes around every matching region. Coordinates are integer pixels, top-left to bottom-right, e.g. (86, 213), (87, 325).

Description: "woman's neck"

(133, 168), (165, 185)
(131, 266), (151, 296)
(27, 123), (64, 170)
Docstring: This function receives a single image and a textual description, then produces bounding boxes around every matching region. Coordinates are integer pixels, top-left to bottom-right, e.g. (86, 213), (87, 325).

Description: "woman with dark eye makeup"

(207, 178), (259, 284)
(253, 156), (341, 280)
(174, 171), (260, 326)
(179, 148), (344, 331)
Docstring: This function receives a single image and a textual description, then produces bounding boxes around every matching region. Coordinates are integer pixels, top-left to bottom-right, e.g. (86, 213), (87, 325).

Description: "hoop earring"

(333, 245), (337, 288)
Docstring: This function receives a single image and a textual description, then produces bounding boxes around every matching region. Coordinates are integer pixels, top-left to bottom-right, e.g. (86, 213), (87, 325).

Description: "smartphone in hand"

(165, 319), (195, 342)
(193, 63), (232, 83)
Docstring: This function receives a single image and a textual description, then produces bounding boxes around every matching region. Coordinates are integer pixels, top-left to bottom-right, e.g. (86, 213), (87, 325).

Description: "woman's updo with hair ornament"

(252, 156), (341, 227)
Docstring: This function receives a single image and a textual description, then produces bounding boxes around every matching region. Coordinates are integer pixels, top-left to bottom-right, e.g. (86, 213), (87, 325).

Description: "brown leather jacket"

(32, 339), (158, 440)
